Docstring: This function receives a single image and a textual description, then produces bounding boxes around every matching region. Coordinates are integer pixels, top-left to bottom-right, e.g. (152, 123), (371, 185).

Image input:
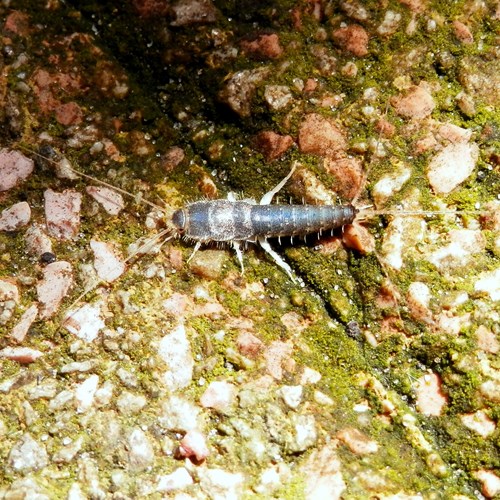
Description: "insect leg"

(186, 241), (202, 264)
(259, 164), (297, 205)
(258, 237), (296, 283)
(232, 241), (245, 274)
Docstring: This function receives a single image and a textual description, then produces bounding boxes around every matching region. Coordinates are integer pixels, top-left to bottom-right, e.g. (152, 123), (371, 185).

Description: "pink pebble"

(44, 189), (82, 240)
(0, 149), (34, 192)
(0, 202), (31, 231)
(0, 346), (44, 364)
(37, 261), (73, 319)
(86, 186), (125, 216)
(177, 430), (209, 462)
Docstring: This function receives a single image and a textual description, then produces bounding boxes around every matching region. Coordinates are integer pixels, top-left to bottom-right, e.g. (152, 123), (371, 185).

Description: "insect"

(172, 164), (358, 283)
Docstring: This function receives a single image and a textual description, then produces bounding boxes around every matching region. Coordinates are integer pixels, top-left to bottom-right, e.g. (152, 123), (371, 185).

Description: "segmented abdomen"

(176, 200), (357, 242)
(250, 204), (357, 238)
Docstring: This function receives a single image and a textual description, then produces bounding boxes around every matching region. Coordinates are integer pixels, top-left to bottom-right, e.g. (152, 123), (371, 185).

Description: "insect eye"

(172, 209), (186, 233)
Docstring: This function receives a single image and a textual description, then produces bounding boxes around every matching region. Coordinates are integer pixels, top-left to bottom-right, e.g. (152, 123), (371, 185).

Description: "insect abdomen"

(249, 204), (357, 238)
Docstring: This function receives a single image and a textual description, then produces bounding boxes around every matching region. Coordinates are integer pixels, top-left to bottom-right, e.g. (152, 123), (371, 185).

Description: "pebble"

(332, 24), (369, 57)
(189, 249), (226, 280)
(0, 149), (34, 191)
(476, 325), (499, 354)
(177, 430), (210, 462)
(415, 372), (447, 416)
(0, 346), (44, 364)
(219, 67), (270, 117)
(391, 84), (435, 119)
(44, 188), (82, 240)
(298, 113), (347, 157)
(116, 391), (147, 415)
(200, 380), (237, 413)
(157, 323), (194, 391)
(427, 229), (485, 270)
(127, 428), (155, 471)
(86, 186), (125, 215)
(75, 374), (99, 412)
(474, 469), (500, 499)
(90, 239), (125, 282)
(337, 427), (379, 455)
(170, 0), (218, 26)
(371, 165), (411, 207)
(460, 411), (496, 438)
(253, 129), (293, 161)
(0, 201), (31, 231)
(36, 261), (73, 319)
(263, 85), (293, 110)
(63, 302), (105, 342)
(407, 282), (432, 323)
(157, 467), (193, 493)
(158, 395), (201, 432)
(10, 303), (39, 343)
(24, 224), (53, 257)
(0, 278), (20, 324)
(198, 468), (244, 500)
(240, 33), (283, 59)
(7, 433), (48, 472)
(53, 436), (83, 463)
(474, 268), (500, 301)
(427, 141), (479, 194)
(264, 340), (294, 380)
(279, 385), (303, 409)
(301, 444), (346, 499)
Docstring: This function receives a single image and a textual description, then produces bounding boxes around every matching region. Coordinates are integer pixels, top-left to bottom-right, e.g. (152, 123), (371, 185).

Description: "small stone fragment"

(241, 33), (283, 60)
(200, 380), (237, 413)
(428, 229), (485, 270)
(127, 428), (154, 471)
(0, 201), (31, 231)
(157, 467), (194, 493)
(264, 341), (294, 380)
(75, 374), (99, 412)
(427, 142), (479, 194)
(0, 149), (34, 192)
(476, 325), (499, 354)
(63, 302), (105, 342)
(279, 385), (303, 409)
(170, 0), (218, 26)
(198, 468), (244, 499)
(452, 20), (473, 44)
(407, 281), (432, 323)
(415, 372), (447, 416)
(332, 24), (369, 56)
(391, 84), (435, 119)
(10, 303), (38, 343)
(0, 346), (44, 364)
(177, 430), (210, 462)
(8, 434), (48, 472)
(86, 186), (125, 215)
(219, 67), (270, 117)
(253, 131), (294, 162)
(337, 427), (379, 455)
(24, 224), (53, 257)
(474, 268), (500, 301)
(298, 113), (347, 157)
(36, 261), (73, 319)
(44, 188), (82, 240)
(461, 411), (496, 438)
(189, 249), (225, 280)
(0, 278), (20, 324)
(264, 85), (293, 110)
(90, 239), (126, 282)
(157, 323), (194, 390)
(474, 469), (500, 499)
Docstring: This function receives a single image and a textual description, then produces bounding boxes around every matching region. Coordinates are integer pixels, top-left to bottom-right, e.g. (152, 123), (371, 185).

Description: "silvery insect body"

(171, 166), (358, 282)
